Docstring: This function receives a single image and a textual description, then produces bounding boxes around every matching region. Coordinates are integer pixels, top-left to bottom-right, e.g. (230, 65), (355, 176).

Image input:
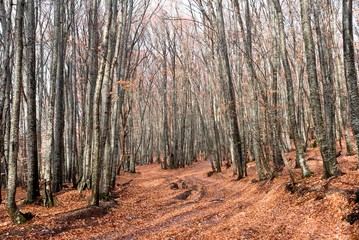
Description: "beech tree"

(53, 0), (66, 193)
(2, 0), (359, 224)
(6, 0), (27, 224)
(272, 0), (312, 178)
(90, 0), (113, 206)
(300, 0), (342, 178)
(24, 0), (39, 204)
(343, 0), (359, 167)
(216, 0), (245, 179)
(0, 0), (11, 205)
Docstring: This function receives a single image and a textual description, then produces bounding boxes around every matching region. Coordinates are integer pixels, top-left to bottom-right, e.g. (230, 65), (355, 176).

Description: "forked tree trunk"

(90, 0), (113, 206)
(273, 0), (312, 178)
(216, 0), (245, 179)
(300, 0), (342, 178)
(82, 0), (99, 186)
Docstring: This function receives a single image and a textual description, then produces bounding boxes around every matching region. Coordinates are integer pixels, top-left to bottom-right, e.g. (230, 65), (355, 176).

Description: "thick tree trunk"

(314, 0), (338, 176)
(0, 0), (11, 205)
(24, 0), (39, 203)
(43, 6), (59, 207)
(101, 2), (121, 196)
(217, 0), (245, 179)
(343, 0), (359, 167)
(90, 0), (113, 206)
(6, 0), (27, 224)
(269, 20), (283, 173)
(82, 0), (99, 186)
(53, 0), (65, 193)
(300, 0), (342, 178)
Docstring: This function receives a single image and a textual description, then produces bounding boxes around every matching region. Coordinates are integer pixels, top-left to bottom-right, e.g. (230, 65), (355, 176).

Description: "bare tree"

(343, 0), (359, 167)
(0, 0), (12, 205)
(300, 0), (342, 178)
(272, 0), (312, 178)
(6, 0), (28, 223)
(90, 0), (113, 206)
(216, 0), (245, 179)
(24, 0), (40, 204)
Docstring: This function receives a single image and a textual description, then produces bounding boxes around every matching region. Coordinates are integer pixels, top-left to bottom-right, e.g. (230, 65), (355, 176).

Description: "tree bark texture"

(343, 0), (359, 167)
(25, 0), (40, 203)
(6, 0), (27, 224)
(300, 0), (342, 178)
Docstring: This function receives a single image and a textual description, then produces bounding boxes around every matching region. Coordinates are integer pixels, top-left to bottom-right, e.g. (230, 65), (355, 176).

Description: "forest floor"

(1, 146), (359, 239)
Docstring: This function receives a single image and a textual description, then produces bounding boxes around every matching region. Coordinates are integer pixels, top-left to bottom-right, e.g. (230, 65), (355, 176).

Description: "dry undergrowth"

(1, 146), (359, 239)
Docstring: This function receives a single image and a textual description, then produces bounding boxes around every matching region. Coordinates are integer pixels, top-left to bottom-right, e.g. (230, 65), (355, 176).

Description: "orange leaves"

(115, 80), (134, 90)
(2, 149), (359, 238)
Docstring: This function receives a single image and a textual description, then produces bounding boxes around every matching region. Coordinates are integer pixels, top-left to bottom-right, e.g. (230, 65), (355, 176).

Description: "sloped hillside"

(1, 147), (359, 239)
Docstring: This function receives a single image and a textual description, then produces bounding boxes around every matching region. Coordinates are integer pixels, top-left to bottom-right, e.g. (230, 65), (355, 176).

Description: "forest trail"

(1, 149), (359, 239)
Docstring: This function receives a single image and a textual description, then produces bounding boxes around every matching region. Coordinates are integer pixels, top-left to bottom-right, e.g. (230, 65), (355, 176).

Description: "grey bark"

(24, 0), (39, 203)
(6, 0), (27, 224)
(273, 0), (312, 178)
(101, 1), (120, 197)
(162, 39), (169, 170)
(0, 0), (11, 205)
(343, 0), (359, 167)
(82, 0), (99, 185)
(52, 0), (65, 192)
(216, 0), (245, 179)
(300, 0), (342, 178)
(90, 0), (113, 206)
(269, 4), (283, 173)
(43, 0), (64, 207)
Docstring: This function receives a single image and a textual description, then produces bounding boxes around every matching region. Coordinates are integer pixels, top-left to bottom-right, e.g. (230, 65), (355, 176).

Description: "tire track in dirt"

(95, 161), (259, 239)
(4, 156), (357, 239)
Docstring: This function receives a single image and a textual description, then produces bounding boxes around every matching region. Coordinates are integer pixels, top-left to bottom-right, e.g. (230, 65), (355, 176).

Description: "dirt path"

(1, 153), (359, 239)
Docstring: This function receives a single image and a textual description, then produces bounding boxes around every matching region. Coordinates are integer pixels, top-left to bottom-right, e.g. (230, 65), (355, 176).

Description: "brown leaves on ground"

(1, 147), (359, 239)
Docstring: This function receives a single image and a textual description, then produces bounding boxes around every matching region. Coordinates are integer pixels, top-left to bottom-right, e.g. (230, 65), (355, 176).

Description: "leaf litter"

(0, 146), (359, 239)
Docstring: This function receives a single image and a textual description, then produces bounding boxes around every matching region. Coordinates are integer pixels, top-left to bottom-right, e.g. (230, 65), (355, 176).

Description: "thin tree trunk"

(162, 40), (169, 170)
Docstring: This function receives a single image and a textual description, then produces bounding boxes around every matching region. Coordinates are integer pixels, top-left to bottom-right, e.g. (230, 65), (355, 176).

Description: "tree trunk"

(273, 0), (312, 178)
(162, 40), (169, 170)
(343, 0), (359, 167)
(90, 0), (113, 206)
(300, 0), (342, 178)
(216, 0), (245, 179)
(101, 2), (119, 198)
(6, 0), (27, 224)
(82, 0), (99, 186)
(53, 0), (65, 193)
(0, 0), (12, 205)
(24, 0), (39, 203)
